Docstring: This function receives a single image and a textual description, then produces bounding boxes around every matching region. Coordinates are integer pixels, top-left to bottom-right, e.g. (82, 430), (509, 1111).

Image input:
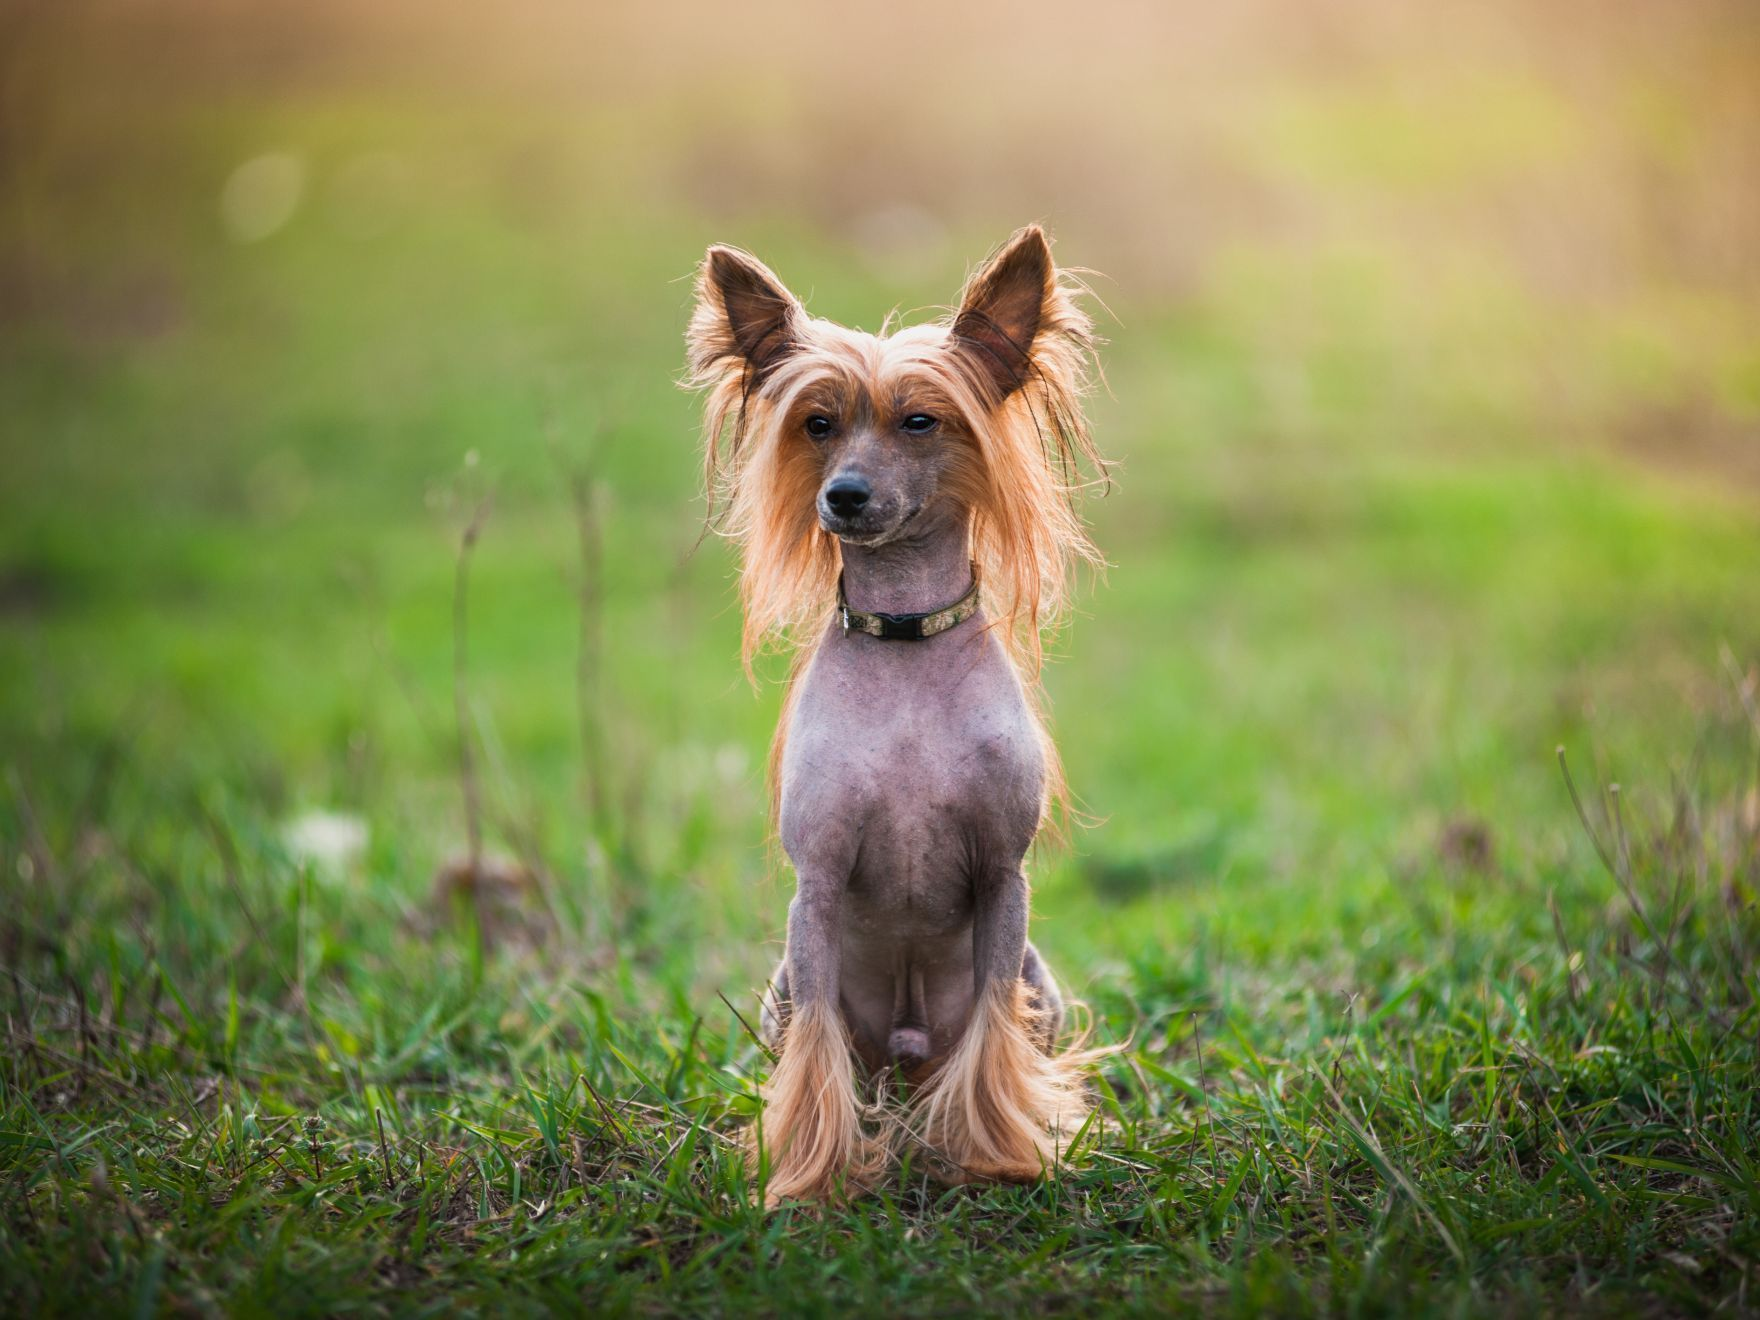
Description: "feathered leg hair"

(913, 980), (1095, 1183)
(747, 1000), (887, 1206)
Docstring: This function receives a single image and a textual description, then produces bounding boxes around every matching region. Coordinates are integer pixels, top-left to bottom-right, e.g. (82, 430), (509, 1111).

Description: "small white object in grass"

(221, 152), (306, 243)
(283, 810), (368, 873)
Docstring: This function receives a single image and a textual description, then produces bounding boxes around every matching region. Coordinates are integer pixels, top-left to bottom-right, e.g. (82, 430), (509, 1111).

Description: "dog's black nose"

(824, 478), (870, 516)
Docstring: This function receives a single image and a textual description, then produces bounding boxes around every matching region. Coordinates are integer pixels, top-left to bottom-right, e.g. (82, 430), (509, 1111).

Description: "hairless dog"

(686, 226), (1108, 1204)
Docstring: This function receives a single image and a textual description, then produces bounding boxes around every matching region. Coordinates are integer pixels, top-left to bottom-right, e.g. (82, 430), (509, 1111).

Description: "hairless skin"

(766, 503), (1064, 1073)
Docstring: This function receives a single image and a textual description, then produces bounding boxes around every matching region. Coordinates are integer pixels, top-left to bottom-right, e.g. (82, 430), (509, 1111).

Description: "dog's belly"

(827, 765), (1031, 1068)
(838, 849), (977, 1066)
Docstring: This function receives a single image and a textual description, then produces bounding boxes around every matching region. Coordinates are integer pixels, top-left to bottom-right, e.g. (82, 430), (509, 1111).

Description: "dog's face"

(784, 341), (967, 547)
(692, 229), (1055, 548)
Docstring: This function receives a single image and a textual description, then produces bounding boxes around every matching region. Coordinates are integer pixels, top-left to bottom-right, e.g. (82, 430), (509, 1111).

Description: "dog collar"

(838, 565), (981, 641)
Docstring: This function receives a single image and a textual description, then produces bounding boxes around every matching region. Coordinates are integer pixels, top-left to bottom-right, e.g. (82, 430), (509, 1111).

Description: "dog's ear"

(691, 245), (801, 383)
(952, 225), (1055, 398)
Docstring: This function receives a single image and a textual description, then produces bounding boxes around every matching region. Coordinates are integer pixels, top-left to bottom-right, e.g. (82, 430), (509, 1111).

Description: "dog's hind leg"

(748, 884), (885, 1206)
(760, 958), (790, 1049)
(916, 867), (1091, 1183)
(1019, 942), (1065, 1052)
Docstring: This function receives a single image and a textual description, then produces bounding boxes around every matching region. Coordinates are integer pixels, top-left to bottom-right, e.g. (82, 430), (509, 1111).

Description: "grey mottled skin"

(762, 494), (1064, 1075)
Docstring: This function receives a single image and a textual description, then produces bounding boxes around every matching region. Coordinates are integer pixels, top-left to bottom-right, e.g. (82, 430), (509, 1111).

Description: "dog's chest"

(777, 625), (1047, 889)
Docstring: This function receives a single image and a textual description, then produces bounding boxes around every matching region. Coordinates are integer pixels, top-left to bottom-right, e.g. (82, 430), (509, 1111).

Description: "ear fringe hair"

(685, 254), (843, 680)
(957, 257), (1110, 679)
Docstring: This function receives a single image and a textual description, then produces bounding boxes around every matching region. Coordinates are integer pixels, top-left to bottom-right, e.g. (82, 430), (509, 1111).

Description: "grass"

(4, 2), (1760, 1313)
(3, 701), (1757, 1315)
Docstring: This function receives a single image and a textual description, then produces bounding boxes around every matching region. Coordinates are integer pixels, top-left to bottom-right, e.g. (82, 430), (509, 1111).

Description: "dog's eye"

(901, 413), (939, 434)
(804, 414), (835, 439)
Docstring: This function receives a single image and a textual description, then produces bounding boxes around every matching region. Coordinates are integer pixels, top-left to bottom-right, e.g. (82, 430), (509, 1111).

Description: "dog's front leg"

(749, 880), (883, 1206)
(917, 866), (1088, 1182)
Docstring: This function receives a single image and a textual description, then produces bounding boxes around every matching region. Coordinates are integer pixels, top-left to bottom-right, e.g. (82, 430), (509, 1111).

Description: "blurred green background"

(3, 0), (1758, 991)
(4, 4), (1760, 1311)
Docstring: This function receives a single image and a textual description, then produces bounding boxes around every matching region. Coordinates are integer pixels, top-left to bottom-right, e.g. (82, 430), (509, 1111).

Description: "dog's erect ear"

(952, 226), (1055, 398)
(693, 245), (801, 382)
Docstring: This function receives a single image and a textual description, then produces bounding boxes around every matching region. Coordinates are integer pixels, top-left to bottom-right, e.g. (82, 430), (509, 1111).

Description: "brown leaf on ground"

(429, 854), (547, 951)
(1438, 816), (1496, 874)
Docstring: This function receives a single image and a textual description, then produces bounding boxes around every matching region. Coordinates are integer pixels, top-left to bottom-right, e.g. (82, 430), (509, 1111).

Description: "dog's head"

(686, 225), (1105, 670)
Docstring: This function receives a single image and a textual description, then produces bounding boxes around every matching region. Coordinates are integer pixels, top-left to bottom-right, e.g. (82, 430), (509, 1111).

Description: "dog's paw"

(958, 1157), (1046, 1185)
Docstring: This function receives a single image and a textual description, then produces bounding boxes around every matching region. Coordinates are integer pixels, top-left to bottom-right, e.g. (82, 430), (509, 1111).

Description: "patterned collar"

(838, 565), (981, 641)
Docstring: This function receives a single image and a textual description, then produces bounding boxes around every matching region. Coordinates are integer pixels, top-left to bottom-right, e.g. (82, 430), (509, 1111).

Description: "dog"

(686, 225), (1107, 1204)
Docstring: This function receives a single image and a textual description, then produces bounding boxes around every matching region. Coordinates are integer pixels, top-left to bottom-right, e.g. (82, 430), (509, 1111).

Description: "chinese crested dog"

(686, 225), (1109, 1204)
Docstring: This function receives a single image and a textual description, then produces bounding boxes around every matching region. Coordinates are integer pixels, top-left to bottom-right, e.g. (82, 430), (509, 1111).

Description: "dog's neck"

(837, 506), (973, 616)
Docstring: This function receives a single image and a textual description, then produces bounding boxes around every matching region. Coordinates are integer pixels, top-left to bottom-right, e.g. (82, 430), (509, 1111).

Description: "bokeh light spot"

(220, 152), (306, 243)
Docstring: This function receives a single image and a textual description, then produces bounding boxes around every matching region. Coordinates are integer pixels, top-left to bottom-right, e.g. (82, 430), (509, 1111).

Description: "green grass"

(3, 704), (1757, 1316)
(4, 4), (1760, 1313)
